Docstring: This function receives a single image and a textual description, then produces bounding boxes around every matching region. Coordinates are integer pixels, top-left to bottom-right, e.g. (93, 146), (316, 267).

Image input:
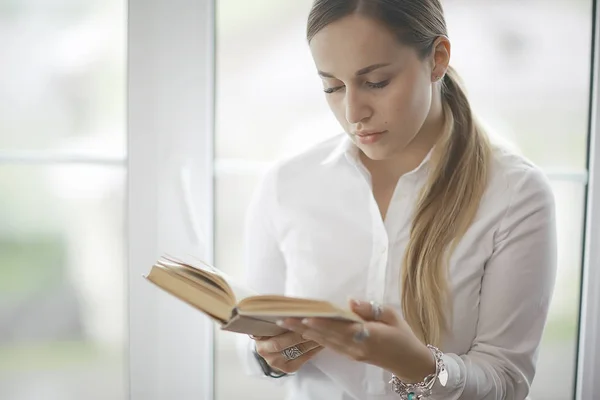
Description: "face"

(309, 13), (439, 161)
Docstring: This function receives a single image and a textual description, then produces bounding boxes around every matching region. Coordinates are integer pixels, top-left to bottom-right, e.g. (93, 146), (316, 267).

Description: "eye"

(324, 85), (345, 94)
(366, 80), (390, 89)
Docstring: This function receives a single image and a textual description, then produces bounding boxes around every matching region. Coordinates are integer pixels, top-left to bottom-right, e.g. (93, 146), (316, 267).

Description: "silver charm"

(438, 366), (448, 387)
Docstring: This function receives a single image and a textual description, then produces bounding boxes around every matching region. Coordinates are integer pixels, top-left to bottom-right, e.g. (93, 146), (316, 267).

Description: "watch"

(252, 344), (288, 378)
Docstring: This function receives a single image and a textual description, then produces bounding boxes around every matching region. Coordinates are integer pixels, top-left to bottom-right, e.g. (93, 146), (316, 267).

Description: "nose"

(344, 88), (372, 124)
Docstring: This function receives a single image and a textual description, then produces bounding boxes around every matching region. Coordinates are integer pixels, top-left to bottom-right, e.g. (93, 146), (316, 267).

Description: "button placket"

(365, 176), (410, 396)
(352, 153), (402, 396)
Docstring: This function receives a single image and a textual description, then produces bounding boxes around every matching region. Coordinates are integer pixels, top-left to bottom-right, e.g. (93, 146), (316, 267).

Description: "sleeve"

(235, 167), (292, 382)
(433, 167), (558, 399)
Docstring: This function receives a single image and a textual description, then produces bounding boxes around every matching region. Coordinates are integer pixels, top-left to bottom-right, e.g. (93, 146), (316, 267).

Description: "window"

(5, 1), (597, 399)
(0, 1), (126, 399)
(214, 1), (594, 399)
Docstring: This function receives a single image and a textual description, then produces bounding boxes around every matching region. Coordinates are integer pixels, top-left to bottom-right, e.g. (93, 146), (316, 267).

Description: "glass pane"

(0, 1), (125, 155)
(0, 165), (126, 400)
(214, 170), (286, 400)
(531, 180), (584, 399)
(215, 0), (338, 162)
(216, 0), (591, 170)
(444, 0), (592, 169)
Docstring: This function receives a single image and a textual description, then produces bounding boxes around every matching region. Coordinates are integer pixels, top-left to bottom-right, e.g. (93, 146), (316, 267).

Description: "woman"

(238, 0), (557, 399)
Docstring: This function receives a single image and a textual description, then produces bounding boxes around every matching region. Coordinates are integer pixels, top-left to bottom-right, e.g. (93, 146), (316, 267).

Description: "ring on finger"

(281, 345), (303, 361)
(370, 300), (383, 321)
(352, 324), (370, 343)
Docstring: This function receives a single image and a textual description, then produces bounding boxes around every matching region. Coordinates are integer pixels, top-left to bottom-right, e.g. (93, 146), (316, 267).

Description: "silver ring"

(282, 345), (303, 361)
(370, 300), (383, 321)
(352, 324), (370, 343)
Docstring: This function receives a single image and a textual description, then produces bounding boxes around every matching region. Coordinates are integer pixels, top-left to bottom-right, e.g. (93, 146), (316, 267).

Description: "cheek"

(327, 97), (351, 130)
(390, 78), (430, 120)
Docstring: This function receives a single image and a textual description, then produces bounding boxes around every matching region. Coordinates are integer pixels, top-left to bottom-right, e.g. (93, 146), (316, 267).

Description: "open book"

(144, 255), (362, 337)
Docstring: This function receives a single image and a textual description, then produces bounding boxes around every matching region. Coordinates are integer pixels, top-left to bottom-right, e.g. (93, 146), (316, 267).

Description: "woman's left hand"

(277, 299), (435, 383)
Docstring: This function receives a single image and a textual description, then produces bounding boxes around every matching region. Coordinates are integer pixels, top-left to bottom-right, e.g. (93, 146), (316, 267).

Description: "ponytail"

(400, 66), (492, 347)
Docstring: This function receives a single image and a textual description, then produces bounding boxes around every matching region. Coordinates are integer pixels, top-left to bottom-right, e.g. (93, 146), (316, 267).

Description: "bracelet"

(390, 345), (448, 399)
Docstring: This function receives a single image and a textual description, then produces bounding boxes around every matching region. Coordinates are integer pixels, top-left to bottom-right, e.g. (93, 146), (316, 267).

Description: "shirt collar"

(320, 134), (356, 166)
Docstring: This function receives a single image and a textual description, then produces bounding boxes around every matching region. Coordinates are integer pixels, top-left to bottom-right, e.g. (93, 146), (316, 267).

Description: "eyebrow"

(318, 63), (391, 79)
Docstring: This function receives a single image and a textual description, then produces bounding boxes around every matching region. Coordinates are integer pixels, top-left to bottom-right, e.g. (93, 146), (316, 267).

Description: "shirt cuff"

(235, 334), (293, 385)
(431, 353), (465, 399)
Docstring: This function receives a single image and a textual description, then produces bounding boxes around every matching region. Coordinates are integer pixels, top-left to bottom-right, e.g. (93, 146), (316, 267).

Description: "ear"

(430, 36), (451, 82)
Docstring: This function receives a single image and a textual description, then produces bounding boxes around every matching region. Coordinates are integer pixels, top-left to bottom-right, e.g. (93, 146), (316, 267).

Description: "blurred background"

(0, 0), (593, 399)
(0, 1), (126, 399)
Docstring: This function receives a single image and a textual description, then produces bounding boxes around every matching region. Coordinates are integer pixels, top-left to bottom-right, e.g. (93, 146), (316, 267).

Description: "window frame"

(127, 0), (215, 399)
(576, 1), (600, 397)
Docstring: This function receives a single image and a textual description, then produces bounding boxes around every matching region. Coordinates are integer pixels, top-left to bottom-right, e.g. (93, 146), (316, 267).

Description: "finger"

(262, 341), (321, 369)
(300, 326), (343, 347)
(285, 317), (378, 351)
(249, 335), (267, 340)
(265, 339), (321, 356)
(299, 320), (368, 349)
(256, 331), (310, 354)
(268, 346), (324, 374)
(294, 340), (321, 355)
(259, 340), (320, 368)
(301, 325), (370, 363)
(349, 299), (398, 325)
(300, 317), (357, 340)
(277, 318), (311, 337)
(279, 317), (353, 341)
(281, 318), (360, 348)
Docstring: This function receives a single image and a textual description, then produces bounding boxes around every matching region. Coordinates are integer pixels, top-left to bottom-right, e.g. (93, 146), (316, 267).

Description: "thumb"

(349, 299), (399, 325)
(249, 335), (267, 340)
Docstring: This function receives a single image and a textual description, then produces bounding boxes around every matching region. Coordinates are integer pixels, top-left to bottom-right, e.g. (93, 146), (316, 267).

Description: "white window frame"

(576, 2), (600, 398)
(127, 1), (215, 399)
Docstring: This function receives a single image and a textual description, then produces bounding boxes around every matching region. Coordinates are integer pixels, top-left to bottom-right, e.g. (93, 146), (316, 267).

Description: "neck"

(361, 97), (446, 184)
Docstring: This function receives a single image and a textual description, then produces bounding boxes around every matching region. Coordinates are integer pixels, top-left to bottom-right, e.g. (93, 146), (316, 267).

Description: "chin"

(357, 145), (393, 161)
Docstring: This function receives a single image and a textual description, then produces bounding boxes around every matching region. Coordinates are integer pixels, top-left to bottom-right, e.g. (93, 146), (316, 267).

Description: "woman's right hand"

(252, 331), (323, 374)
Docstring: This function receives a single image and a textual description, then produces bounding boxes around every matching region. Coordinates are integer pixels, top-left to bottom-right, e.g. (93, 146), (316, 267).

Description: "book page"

(225, 276), (257, 303)
(145, 265), (232, 322)
(238, 295), (362, 323)
(163, 253), (256, 303)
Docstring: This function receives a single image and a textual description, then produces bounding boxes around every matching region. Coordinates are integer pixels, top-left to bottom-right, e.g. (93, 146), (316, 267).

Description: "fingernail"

(301, 318), (310, 325)
(276, 320), (285, 327)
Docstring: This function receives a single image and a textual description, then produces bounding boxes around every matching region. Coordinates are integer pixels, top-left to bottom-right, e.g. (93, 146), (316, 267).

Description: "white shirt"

(237, 133), (557, 400)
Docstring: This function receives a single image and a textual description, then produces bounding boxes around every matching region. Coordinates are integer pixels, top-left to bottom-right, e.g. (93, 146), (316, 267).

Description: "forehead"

(309, 13), (412, 76)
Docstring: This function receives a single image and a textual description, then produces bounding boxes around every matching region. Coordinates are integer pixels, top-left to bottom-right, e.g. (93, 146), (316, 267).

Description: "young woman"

(238, 1), (557, 399)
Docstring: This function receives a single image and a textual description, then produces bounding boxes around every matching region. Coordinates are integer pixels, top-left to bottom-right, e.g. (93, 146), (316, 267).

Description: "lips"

(355, 130), (385, 137)
(353, 130), (386, 145)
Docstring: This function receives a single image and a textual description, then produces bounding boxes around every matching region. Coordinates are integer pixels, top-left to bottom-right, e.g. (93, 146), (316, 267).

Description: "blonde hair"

(308, 0), (492, 347)
(402, 66), (491, 346)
